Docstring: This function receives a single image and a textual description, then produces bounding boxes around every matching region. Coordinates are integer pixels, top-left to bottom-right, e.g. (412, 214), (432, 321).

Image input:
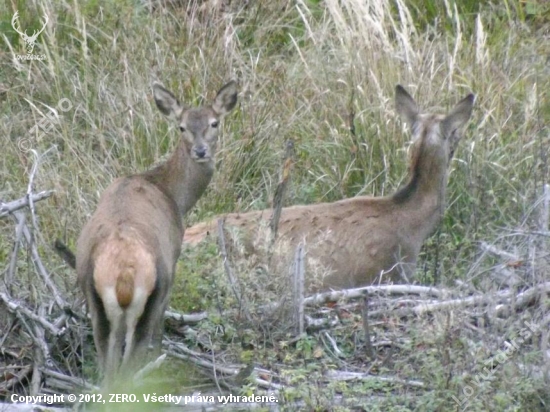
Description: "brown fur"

(76, 81), (238, 385)
(184, 85), (475, 292)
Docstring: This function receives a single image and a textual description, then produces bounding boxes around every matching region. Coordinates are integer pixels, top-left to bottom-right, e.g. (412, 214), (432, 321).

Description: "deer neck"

(392, 144), (449, 236)
(143, 141), (214, 217)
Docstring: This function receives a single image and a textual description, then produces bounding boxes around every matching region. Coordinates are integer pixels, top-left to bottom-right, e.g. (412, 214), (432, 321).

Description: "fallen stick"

(304, 284), (447, 306)
(217, 219), (253, 323)
(479, 241), (520, 262)
(494, 282), (550, 317)
(293, 243), (305, 335)
(0, 290), (63, 336)
(164, 340), (282, 390)
(0, 190), (53, 218)
(6, 213), (26, 289)
(41, 368), (97, 391)
(134, 354), (166, 382)
(324, 370), (425, 388)
(165, 310), (208, 324)
(12, 211), (68, 309)
(407, 289), (513, 316)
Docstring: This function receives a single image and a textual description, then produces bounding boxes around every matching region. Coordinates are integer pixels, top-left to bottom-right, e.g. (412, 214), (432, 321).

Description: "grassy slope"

(1, 0), (549, 409)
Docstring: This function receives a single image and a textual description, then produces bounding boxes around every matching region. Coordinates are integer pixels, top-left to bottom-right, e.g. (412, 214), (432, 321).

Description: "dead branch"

(0, 290), (64, 336)
(494, 282), (550, 316)
(0, 365), (32, 393)
(134, 354), (167, 382)
(324, 370), (425, 388)
(292, 242), (305, 335)
(6, 213), (26, 290)
(270, 139), (294, 242)
(479, 241), (520, 262)
(322, 330), (344, 357)
(11, 210), (68, 309)
(165, 309), (208, 324)
(362, 291), (375, 359)
(406, 289), (514, 316)
(31, 306), (49, 395)
(304, 284), (447, 306)
(538, 183), (550, 232)
(217, 218), (253, 323)
(164, 339), (282, 390)
(0, 190), (53, 218)
(41, 368), (97, 391)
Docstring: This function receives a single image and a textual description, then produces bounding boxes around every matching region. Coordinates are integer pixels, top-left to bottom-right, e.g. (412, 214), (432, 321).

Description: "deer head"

(12, 11), (48, 55)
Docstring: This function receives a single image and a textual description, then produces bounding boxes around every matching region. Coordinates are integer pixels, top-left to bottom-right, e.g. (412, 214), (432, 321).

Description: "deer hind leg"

(100, 288), (125, 383)
(133, 260), (173, 365)
(120, 287), (151, 368)
(88, 286), (110, 374)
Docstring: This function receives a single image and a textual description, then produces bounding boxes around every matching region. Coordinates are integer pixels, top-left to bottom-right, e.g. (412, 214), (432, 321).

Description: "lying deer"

(183, 85), (474, 291)
(75, 80), (238, 384)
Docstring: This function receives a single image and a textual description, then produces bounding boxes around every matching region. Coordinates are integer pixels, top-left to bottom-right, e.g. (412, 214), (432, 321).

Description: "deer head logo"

(11, 11), (48, 55)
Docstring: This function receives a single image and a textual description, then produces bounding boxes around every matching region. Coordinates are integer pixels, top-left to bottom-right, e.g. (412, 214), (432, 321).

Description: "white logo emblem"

(11, 11), (48, 60)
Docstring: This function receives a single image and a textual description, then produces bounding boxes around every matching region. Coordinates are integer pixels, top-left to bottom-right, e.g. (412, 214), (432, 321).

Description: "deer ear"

(212, 81), (238, 116)
(395, 85), (419, 128)
(153, 83), (184, 118)
(441, 94), (475, 139)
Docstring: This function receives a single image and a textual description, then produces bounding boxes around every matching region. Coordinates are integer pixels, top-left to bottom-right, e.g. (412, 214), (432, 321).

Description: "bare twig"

(6, 213), (26, 291)
(304, 284), (447, 306)
(0, 365), (32, 392)
(165, 310), (208, 324)
(538, 184), (550, 232)
(362, 291), (375, 359)
(324, 370), (425, 388)
(164, 340), (282, 391)
(479, 241), (520, 262)
(270, 140), (294, 243)
(407, 289), (513, 316)
(12, 211), (68, 309)
(41, 368), (97, 391)
(25, 148), (56, 236)
(323, 331), (344, 357)
(0, 290), (63, 336)
(134, 354), (166, 382)
(293, 243), (305, 335)
(0, 190), (53, 218)
(31, 306), (47, 395)
(217, 218), (252, 323)
(217, 219), (240, 303)
(494, 282), (550, 316)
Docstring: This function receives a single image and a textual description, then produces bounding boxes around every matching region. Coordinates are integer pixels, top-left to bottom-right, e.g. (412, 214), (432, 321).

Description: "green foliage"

(172, 242), (221, 312)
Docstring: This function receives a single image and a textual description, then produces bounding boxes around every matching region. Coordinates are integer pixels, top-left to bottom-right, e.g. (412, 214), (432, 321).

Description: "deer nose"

(194, 146), (207, 158)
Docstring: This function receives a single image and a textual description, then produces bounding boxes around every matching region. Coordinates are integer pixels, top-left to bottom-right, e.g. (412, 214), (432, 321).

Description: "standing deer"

(183, 85), (474, 292)
(11, 11), (48, 55)
(76, 80), (238, 384)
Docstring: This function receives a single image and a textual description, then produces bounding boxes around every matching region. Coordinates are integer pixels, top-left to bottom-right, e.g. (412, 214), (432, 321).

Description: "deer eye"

(179, 126), (186, 132)
(210, 121), (219, 128)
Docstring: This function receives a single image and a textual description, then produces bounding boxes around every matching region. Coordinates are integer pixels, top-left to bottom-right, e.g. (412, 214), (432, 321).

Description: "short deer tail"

(115, 267), (135, 308)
